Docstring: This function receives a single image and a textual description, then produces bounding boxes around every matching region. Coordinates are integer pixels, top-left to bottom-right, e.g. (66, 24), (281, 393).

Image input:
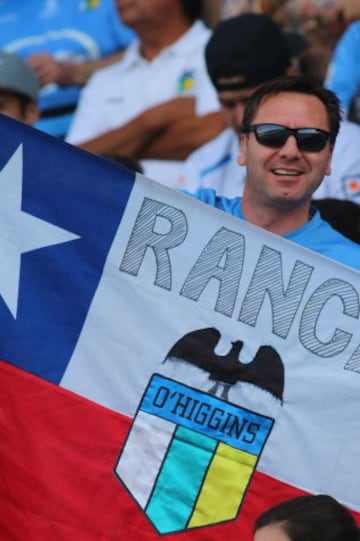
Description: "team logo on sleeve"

(115, 328), (284, 534)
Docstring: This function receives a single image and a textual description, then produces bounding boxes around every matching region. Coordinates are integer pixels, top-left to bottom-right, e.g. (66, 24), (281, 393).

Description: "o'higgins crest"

(115, 328), (284, 534)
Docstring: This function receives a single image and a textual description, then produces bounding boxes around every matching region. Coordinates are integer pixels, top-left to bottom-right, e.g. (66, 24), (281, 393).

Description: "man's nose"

(279, 134), (301, 157)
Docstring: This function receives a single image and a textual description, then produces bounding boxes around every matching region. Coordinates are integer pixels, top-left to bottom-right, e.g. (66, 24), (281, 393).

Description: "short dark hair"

(255, 495), (360, 541)
(179, 0), (203, 23)
(242, 76), (341, 144)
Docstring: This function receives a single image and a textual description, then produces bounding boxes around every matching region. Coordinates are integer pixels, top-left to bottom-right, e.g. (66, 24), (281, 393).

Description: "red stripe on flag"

(1, 360), (358, 540)
(0, 360), (142, 540)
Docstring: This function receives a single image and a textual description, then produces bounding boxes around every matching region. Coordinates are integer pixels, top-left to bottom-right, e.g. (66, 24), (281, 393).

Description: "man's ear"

(238, 133), (247, 165)
(24, 102), (40, 125)
(325, 146), (333, 176)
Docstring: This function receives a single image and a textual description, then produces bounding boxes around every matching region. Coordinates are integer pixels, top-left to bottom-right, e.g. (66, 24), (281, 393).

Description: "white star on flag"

(0, 144), (80, 318)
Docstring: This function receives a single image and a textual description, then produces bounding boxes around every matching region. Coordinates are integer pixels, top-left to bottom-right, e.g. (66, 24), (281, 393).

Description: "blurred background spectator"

(0, 0), (135, 138)
(0, 50), (39, 125)
(254, 494), (360, 541)
(325, 20), (360, 123)
(203, 0), (360, 29)
(203, 0), (350, 87)
(66, 0), (224, 186)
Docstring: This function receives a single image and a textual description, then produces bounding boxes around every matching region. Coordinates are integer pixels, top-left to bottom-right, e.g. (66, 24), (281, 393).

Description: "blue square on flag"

(0, 114), (135, 381)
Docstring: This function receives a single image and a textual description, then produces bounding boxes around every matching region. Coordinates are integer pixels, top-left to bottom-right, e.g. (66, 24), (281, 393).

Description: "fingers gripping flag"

(0, 115), (360, 540)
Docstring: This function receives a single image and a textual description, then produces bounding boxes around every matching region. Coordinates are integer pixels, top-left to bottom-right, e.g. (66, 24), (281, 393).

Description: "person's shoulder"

(312, 212), (360, 270)
(177, 20), (212, 51)
(182, 187), (218, 203)
(183, 188), (242, 216)
(325, 230), (360, 270)
(188, 20), (212, 40)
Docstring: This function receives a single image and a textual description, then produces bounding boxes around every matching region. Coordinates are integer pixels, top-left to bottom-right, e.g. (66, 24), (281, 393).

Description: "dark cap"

(0, 51), (39, 101)
(206, 14), (297, 91)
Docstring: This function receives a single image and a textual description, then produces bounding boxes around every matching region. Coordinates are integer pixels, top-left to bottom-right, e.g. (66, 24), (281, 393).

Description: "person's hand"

(27, 53), (62, 87)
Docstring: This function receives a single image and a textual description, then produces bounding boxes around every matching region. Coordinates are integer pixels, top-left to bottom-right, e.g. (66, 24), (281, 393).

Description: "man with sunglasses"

(189, 76), (360, 269)
(179, 13), (360, 205)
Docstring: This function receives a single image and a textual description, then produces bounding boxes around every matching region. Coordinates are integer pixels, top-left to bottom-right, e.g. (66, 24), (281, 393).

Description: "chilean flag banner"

(0, 115), (360, 540)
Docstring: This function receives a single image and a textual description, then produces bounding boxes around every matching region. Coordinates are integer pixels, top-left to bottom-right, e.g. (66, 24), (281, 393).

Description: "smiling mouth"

(272, 168), (302, 177)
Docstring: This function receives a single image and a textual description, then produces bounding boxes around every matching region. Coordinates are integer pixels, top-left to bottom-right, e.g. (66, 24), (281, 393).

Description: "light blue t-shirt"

(0, 0), (135, 137)
(189, 188), (360, 271)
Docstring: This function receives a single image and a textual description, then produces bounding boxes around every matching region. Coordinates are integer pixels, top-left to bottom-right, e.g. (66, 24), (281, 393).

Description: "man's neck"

(241, 195), (312, 236)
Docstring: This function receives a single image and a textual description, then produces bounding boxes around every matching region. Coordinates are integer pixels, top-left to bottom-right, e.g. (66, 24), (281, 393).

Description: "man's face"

(116, 0), (173, 26)
(238, 91), (333, 210)
(0, 90), (38, 125)
(217, 82), (259, 136)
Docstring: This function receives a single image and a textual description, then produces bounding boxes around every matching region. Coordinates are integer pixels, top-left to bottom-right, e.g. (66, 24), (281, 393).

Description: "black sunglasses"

(244, 123), (333, 152)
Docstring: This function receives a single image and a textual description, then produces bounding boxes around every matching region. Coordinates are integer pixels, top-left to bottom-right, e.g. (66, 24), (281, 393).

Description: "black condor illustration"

(164, 327), (284, 402)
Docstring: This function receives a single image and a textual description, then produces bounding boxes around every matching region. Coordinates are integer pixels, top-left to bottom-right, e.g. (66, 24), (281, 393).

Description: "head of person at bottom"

(0, 51), (39, 125)
(254, 494), (360, 541)
(238, 75), (340, 235)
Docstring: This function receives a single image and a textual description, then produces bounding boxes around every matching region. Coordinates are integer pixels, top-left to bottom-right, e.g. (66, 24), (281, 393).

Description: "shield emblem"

(115, 374), (274, 534)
